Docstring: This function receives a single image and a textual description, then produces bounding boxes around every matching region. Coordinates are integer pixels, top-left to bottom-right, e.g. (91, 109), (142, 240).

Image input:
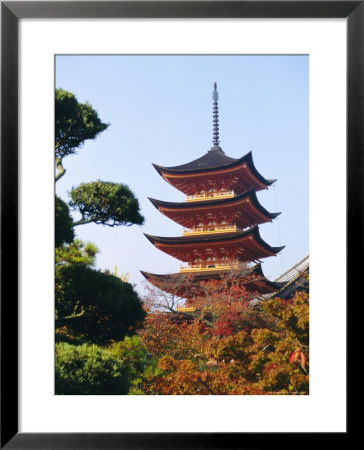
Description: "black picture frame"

(1, 1), (356, 448)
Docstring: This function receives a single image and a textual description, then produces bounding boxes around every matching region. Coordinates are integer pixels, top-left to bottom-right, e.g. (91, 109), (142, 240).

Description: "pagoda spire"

(211, 81), (223, 152)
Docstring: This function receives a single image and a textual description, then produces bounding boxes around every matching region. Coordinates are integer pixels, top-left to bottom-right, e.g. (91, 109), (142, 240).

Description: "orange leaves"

(208, 331), (251, 363)
(154, 357), (209, 395)
(250, 328), (281, 348)
(157, 355), (177, 372)
(139, 287), (309, 394)
(138, 311), (208, 361)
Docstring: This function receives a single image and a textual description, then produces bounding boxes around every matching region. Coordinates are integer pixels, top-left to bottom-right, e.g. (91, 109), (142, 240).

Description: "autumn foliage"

(138, 275), (309, 395)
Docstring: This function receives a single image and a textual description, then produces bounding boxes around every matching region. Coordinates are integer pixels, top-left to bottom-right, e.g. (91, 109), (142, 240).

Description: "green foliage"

(69, 181), (144, 227)
(262, 291), (309, 346)
(110, 336), (148, 372)
(55, 342), (129, 395)
(55, 88), (109, 161)
(55, 195), (74, 247)
(55, 327), (85, 346)
(55, 239), (98, 267)
(54, 88), (147, 395)
(109, 336), (155, 394)
(55, 264), (146, 344)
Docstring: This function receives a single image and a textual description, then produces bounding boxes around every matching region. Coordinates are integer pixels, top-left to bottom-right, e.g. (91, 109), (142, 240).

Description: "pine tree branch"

(73, 218), (94, 226)
(55, 157), (66, 182)
(55, 310), (87, 328)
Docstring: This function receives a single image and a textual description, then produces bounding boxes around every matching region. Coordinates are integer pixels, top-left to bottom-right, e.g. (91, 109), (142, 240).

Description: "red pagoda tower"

(141, 83), (284, 305)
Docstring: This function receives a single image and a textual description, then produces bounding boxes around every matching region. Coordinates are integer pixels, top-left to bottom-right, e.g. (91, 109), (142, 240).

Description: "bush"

(109, 336), (155, 394)
(110, 336), (148, 376)
(55, 342), (129, 395)
(55, 264), (146, 344)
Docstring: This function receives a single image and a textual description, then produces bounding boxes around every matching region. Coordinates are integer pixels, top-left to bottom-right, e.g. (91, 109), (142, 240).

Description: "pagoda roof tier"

(148, 188), (280, 230)
(144, 226), (284, 264)
(140, 263), (285, 299)
(152, 149), (274, 195)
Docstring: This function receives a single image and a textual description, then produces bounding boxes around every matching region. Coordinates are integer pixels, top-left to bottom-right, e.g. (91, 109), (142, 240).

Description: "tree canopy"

(55, 195), (75, 247)
(55, 239), (98, 266)
(138, 277), (309, 395)
(69, 181), (144, 227)
(56, 262), (146, 345)
(55, 88), (109, 181)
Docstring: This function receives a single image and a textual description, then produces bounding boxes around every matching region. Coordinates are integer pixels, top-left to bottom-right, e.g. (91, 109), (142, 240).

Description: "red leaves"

(264, 362), (279, 374)
(140, 282), (309, 394)
(289, 348), (306, 368)
(212, 319), (234, 337)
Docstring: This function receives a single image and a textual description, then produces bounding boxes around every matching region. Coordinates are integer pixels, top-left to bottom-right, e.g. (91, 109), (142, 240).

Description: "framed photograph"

(1, 1), (356, 447)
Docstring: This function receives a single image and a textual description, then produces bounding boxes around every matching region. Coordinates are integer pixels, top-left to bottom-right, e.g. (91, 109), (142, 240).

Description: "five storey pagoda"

(141, 83), (285, 303)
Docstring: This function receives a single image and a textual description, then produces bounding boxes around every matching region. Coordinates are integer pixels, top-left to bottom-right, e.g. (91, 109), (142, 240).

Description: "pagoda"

(141, 83), (285, 306)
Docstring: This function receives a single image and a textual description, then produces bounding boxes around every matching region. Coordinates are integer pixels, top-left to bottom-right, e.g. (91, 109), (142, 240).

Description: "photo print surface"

(55, 55), (309, 395)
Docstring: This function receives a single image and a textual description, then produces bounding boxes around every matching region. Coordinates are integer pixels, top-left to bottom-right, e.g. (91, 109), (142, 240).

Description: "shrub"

(55, 342), (129, 395)
(55, 265), (146, 344)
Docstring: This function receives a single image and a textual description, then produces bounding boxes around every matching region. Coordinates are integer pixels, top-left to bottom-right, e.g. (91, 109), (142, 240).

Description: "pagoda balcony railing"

(183, 225), (237, 235)
(179, 262), (239, 273)
(185, 190), (234, 202)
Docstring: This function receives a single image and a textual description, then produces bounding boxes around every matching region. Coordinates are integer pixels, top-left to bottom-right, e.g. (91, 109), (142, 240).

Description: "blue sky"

(55, 55), (308, 296)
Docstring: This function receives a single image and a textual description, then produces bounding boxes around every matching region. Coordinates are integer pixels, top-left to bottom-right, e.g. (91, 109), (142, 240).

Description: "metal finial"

(212, 82), (220, 147)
